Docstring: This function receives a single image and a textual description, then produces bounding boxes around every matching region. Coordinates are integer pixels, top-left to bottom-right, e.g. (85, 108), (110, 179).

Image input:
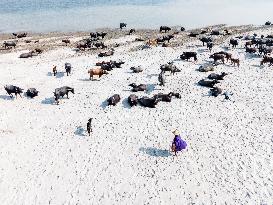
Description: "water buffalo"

(128, 94), (138, 106)
(160, 26), (171, 33)
(198, 79), (220, 88)
(26, 88), (39, 98)
(4, 85), (24, 98)
(188, 32), (199, 37)
(3, 41), (16, 49)
(160, 62), (181, 74)
(16, 33), (27, 38)
(120, 23), (127, 29)
(158, 71), (166, 86)
(34, 48), (43, 54)
(181, 27), (186, 32)
(198, 64), (214, 72)
(65, 63), (72, 76)
(130, 66), (143, 73)
(260, 56), (273, 66)
(231, 58), (240, 67)
(138, 97), (160, 108)
(88, 68), (108, 80)
(97, 32), (107, 39)
(107, 94), (121, 106)
(207, 42), (213, 51)
(259, 46), (272, 55)
(180, 52), (197, 61)
(200, 36), (212, 46)
(213, 51), (232, 62)
(230, 39), (239, 48)
(19, 51), (36, 58)
(54, 86), (74, 105)
(129, 83), (147, 92)
(210, 54), (225, 64)
(94, 42), (107, 49)
(208, 72), (228, 80)
(98, 49), (114, 57)
(153, 93), (172, 102)
(129, 29), (136, 35)
(246, 47), (257, 54)
(210, 87), (222, 97)
(62, 39), (70, 45)
(163, 35), (174, 42)
(265, 21), (271, 26)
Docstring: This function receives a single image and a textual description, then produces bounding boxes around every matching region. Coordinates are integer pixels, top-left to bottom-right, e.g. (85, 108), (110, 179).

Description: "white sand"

(0, 28), (273, 204)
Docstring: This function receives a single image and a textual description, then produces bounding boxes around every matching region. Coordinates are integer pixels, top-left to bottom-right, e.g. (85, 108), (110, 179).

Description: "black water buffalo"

(208, 72), (228, 80)
(180, 52), (197, 61)
(160, 62), (181, 74)
(4, 85), (24, 98)
(188, 32), (199, 37)
(62, 39), (70, 45)
(120, 23), (127, 29)
(54, 86), (74, 104)
(129, 29), (136, 35)
(207, 42), (213, 51)
(198, 79), (220, 88)
(160, 26), (171, 33)
(153, 93), (172, 102)
(163, 35), (174, 42)
(138, 97), (160, 108)
(230, 39), (239, 48)
(130, 66), (143, 73)
(158, 71), (166, 86)
(128, 94), (138, 106)
(107, 94), (121, 106)
(65, 63), (72, 76)
(210, 87), (222, 97)
(3, 41), (16, 49)
(97, 32), (107, 39)
(17, 33), (27, 38)
(181, 27), (186, 31)
(246, 47), (257, 54)
(200, 36), (212, 46)
(213, 51), (232, 62)
(265, 21), (271, 26)
(129, 83), (147, 92)
(26, 88), (39, 98)
(94, 42), (107, 49)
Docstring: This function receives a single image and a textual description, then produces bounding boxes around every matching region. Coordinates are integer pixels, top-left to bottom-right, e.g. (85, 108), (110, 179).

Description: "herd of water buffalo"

(2, 22), (273, 107)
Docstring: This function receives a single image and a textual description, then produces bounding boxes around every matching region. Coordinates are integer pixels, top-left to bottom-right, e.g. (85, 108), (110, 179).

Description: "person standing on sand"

(87, 118), (92, 136)
(171, 130), (187, 156)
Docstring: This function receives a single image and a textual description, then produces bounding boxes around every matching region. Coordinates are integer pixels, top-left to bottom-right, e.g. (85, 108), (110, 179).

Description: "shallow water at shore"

(0, 0), (272, 33)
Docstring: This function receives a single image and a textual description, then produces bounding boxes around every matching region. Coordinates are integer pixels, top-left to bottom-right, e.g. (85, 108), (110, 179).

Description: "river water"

(0, 0), (272, 33)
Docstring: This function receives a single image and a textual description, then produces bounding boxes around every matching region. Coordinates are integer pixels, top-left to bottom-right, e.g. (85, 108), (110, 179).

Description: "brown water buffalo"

(107, 94), (121, 106)
(231, 58), (240, 67)
(88, 68), (108, 80)
(214, 51), (232, 62)
(210, 54), (225, 64)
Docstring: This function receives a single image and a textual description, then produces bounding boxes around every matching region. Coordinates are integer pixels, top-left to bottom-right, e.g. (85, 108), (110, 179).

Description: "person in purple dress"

(171, 130), (187, 156)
